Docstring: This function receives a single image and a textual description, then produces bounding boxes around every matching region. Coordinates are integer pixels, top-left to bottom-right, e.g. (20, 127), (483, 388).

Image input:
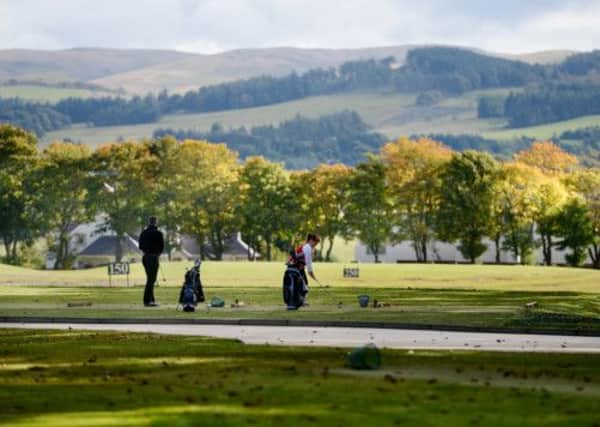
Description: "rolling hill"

(1, 46), (575, 95)
(0, 48), (189, 83)
(7, 45), (597, 159)
(91, 46), (419, 94)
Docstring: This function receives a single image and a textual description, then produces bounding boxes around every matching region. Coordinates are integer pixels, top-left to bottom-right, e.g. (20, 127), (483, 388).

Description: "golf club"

(157, 263), (167, 287)
(314, 278), (337, 304)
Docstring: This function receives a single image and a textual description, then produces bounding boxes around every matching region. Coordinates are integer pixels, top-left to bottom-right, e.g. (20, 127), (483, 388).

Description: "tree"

(533, 177), (570, 265)
(291, 164), (352, 261)
(554, 199), (595, 267)
(237, 157), (292, 261)
(513, 142), (576, 264)
(497, 162), (544, 264)
(436, 151), (500, 263)
(145, 136), (187, 260)
(515, 141), (578, 175)
(344, 156), (394, 263)
(178, 140), (241, 260)
(89, 142), (154, 262)
(0, 125), (40, 264)
(381, 137), (452, 262)
(36, 142), (93, 269)
(287, 170), (313, 247)
(564, 169), (600, 268)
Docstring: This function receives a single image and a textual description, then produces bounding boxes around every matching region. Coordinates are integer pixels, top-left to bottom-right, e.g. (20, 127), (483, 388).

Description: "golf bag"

(283, 245), (309, 309)
(283, 266), (307, 309)
(178, 263), (205, 312)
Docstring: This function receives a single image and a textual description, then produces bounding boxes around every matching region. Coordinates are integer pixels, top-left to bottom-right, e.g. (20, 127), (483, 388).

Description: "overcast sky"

(1, 0), (599, 53)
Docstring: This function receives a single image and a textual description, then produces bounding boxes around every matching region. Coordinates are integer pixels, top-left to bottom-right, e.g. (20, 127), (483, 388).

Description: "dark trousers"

(142, 254), (159, 304)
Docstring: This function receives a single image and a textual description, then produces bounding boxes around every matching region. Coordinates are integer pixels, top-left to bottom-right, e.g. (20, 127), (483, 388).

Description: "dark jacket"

(138, 225), (164, 255)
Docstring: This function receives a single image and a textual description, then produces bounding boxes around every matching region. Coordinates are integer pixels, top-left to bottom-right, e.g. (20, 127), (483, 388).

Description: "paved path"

(3, 322), (600, 353)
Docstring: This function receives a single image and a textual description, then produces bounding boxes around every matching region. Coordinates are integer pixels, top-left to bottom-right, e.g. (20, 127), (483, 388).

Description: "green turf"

(1, 285), (599, 332)
(0, 329), (598, 426)
(1, 262), (599, 332)
(2, 261), (598, 292)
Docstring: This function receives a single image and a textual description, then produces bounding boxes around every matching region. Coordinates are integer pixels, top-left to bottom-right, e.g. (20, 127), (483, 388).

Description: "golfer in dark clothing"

(138, 216), (164, 307)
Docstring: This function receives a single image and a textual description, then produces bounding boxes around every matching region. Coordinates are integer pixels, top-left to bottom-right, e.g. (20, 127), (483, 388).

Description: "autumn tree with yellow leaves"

(381, 137), (452, 262)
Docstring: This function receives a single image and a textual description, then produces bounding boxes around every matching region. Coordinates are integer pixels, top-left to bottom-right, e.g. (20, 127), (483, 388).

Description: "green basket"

(346, 344), (381, 370)
(209, 296), (225, 308)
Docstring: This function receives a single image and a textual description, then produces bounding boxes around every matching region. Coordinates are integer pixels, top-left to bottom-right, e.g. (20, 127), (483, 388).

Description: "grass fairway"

(0, 329), (599, 426)
(1, 262), (599, 333)
(1, 261), (598, 291)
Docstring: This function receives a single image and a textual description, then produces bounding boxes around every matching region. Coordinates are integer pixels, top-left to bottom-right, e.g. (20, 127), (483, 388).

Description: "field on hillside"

(1, 262), (599, 332)
(484, 115), (600, 141)
(42, 89), (516, 146)
(2, 329), (598, 426)
(36, 86), (600, 151)
(42, 91), (416, 145)
(0, 85), (114, 102)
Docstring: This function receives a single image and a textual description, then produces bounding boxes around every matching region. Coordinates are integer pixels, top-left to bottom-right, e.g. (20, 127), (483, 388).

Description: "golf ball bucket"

(358, 295), (370, 308)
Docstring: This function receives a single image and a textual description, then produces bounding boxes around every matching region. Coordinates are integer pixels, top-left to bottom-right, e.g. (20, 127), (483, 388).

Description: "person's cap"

(194, 259), (202, 268)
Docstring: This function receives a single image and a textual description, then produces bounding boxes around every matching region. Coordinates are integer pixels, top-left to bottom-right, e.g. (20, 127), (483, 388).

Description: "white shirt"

(302, 243), (313, 273)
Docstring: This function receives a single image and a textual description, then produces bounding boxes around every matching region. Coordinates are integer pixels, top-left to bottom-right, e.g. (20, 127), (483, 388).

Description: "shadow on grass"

(2, 330), (600, 426)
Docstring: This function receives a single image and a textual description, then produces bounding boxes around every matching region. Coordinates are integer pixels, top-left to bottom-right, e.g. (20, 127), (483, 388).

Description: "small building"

(45, 215), (114, 269)
(76, 235), (143, 268)
(178, 233), (260, 261)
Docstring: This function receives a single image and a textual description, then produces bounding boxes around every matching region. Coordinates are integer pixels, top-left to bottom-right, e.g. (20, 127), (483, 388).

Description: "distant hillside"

(88, 47), (576, 94)
(9, 45), (592, 137)
(91, 46), (418, 94)
(0, 48), (189, 83)
(496, 50), (575, 65)
(0, 46), (574, 95)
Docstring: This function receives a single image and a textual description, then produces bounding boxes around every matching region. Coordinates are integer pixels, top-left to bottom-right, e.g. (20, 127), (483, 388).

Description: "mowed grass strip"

(1, 286), (599, 332)
(0, 329), (599, 426)
(1, 261), (599, 292)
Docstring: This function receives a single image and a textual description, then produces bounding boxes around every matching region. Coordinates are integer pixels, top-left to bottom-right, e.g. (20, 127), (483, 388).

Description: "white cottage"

(354, 236), (593, 265)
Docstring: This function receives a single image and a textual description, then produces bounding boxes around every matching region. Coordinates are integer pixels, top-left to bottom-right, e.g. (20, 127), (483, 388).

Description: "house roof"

(180, 233), (259, 259)
(78, 235), (142, 257)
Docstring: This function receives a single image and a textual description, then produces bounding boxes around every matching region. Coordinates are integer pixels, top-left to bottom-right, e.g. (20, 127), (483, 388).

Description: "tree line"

(503, 83), (600, 127)
(0, 98), (71, 136)
(1, 124), (599, 269)
(477, 51), (600, 127)
(155, 119), (600, 171)
(420, 131), (600, 168)
(153, 111), (387, 169)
